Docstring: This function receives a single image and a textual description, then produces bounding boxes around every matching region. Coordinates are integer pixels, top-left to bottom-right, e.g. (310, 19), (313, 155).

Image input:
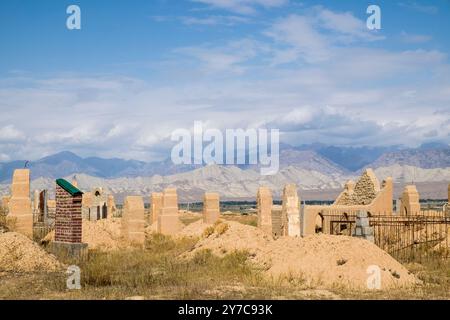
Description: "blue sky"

(0, 0), (449, 161)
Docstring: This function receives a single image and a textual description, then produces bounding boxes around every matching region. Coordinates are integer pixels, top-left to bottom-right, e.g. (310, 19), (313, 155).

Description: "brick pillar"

(51, 179), (87, 260)
(151, 192), (163, 225)
(158, 188), (182, 235)
(121, 196), (145, 246)
(257, 187), (272, 234)
(107, 194), (116, 219)
(203, 192), (220, 224)
(281, 184), (301, 237)
(81, 192), (93, 220)
(8, 169), (33, 238)
(271, 205), (283, 238)
(55, 184), (83, 243)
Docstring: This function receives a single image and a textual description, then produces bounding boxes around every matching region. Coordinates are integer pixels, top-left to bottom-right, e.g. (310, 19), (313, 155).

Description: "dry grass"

(1, 225), (449, 300)
(214, 221), (229, 235)
(0, 234), (272, 300)
(202, 221), (230, 239)
(0, 207), (16, 232)
(335, 258), (450, 299)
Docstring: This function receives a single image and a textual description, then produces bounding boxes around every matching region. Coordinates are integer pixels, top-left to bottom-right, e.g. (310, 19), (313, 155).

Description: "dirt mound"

(0, 232), (63, 272)
(43, 218), (124, 251)
(186, 221), (419, 290)
(82, 218), (123, 250)
(178, 220), (211, 237)
(145, 216), (206, 237)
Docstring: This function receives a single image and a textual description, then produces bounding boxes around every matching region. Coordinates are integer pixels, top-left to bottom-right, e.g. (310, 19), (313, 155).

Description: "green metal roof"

(56, 179), (83, 196)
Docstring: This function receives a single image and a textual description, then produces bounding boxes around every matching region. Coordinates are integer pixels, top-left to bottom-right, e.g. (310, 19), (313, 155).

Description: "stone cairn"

(203, 192), (220, 224)
(353, 211), (374, 243)
(121, 196), (145, 246)
(257, 187), (273, 234)
(158, 188), (182, 235)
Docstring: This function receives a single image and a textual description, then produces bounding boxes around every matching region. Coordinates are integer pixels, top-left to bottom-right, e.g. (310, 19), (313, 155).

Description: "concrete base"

(50, 241), (88, 261)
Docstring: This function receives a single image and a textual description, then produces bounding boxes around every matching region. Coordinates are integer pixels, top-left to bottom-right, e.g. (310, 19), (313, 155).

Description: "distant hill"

(368, 144), (450, 170)
(0, 164), (348, 201)
(0, 151), (199, 182)
(1, 163), (448, 201)
(314, 145), (399, 171)
(0, 147), (347, 182)
(0, 144), (449, 193)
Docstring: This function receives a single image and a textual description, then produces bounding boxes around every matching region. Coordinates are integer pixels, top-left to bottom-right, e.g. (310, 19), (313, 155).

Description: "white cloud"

(150, 14), (251, 26)
(0, 153), (10, 161)
(400, 31), (432, 44)
(265, 14), (330, 63)
(192, 0), (288, 14)
(317, 8), (384, 42)
(264, 8), (384, 65)
(1, 7), (449, 161)
(0, 125), (26, 142)
(181, 15), (250, 26)
(175, 39), (263, 73)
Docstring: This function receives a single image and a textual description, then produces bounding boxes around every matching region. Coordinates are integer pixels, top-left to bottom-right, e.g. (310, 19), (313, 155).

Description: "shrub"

(202, 226), (215, 238)
(214, 222), (229, 235)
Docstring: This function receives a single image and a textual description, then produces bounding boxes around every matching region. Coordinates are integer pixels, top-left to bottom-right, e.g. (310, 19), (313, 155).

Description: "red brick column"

(55, 184), (83, 243)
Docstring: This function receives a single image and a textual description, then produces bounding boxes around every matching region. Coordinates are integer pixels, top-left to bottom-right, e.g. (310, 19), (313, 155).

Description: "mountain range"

(0, 143), (448, 200)
(1, 143), (449, 181)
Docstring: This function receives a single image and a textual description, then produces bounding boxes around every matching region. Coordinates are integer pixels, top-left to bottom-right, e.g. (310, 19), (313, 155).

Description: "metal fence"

(32, 210), (53, 242)
(320, 210), (450, 263)
(370, 211), (450, 263)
